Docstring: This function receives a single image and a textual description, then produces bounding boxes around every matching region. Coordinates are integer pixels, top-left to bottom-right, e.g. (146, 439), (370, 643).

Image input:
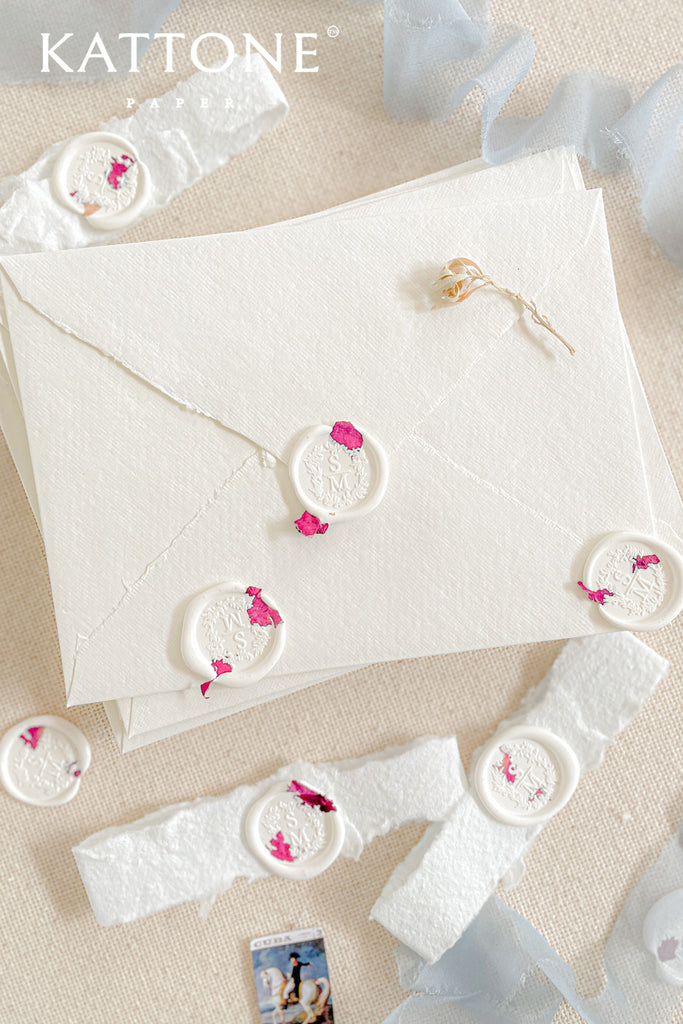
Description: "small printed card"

(250, 927), (334, 1022)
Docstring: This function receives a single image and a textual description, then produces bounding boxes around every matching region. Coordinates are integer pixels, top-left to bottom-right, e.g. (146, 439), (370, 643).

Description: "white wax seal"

(181, 582), (286, 694)
(642, 890), (683, 986)
(244, 778), (345, 879)
(471, 725), (580, 827)
(289, 422), (389, 522)
(0, 716), (91, 807)
(581, 532), (683, 630)
(51, 131), (151, 231)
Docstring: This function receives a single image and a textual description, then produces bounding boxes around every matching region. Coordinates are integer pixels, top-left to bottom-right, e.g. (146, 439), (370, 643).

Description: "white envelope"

(106, 153), (597, 748)
(1, 159), (681, 720)
(0, 151), (585, 750)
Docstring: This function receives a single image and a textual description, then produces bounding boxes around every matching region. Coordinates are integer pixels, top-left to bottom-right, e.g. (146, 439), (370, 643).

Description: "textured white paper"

(73, 735), (465, 926)
(2, 186), (679, 708)
(0, 56), (288, 253)
(74, 633), (666, 931)
(102, 151), (591, 748)
(0, 152), (584, 746)
(370, 633), (669, 962)
(0, 148), (679, 733)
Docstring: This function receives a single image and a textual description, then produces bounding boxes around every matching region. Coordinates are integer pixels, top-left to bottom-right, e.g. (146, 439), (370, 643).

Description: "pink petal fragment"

(107, 155), (135, 190)
(19, 727), (44, 750)
(269, 830), (295, 862)
(288, 779), (337, 813)
(211, 659), (233, 677)
(295, 511), (329, 536)
(632, 554), (660, 572)
(330, 421), (363, 450)
(200, 659), (233, 699)
(246, 587), (283, 628)
(496, 749), (516, 783)
(577, 581), (614, 605)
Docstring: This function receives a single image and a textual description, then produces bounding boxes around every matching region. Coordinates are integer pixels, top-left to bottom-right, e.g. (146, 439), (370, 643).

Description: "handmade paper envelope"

(109, 327), (683, 751)
(1, 185), (681, 710)
(106, 152), (600, 747)
(0, 151), (587, 748)
(0, 149), (582, 531)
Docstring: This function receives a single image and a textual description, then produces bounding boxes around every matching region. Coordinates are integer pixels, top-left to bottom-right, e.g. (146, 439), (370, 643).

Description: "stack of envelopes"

(0, 149), (681, 750)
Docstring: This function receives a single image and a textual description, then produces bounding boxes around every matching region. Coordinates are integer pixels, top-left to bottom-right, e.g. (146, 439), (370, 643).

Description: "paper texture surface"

(0, 56), (288, 254)
(0, 153), (681, 738)
(371, 633), (669, 962)
(109, 151), (600, 747)
(73, 735), (464, 925)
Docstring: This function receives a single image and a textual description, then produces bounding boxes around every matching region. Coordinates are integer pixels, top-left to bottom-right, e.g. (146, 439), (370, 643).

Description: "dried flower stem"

(435, 258), (575, 357)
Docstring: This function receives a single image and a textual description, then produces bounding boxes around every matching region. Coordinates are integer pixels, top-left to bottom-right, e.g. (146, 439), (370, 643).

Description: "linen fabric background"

(0, 1), (681, 1022)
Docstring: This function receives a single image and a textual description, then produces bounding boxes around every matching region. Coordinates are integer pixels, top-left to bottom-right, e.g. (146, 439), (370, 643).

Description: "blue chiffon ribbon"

(383, 824), (683, 1023)
(4, 1), (681, 267)
(381, 0), (683, 269)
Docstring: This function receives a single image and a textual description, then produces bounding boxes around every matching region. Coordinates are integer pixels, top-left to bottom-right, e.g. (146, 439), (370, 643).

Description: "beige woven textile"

(0, 1), (681, 1021)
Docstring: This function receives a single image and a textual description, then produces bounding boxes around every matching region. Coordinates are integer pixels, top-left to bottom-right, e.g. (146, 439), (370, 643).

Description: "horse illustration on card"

(251, 928), (333, 1023)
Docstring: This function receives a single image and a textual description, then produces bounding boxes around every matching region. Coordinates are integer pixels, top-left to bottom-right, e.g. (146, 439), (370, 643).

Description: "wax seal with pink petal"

(579, 532), (683, 630)
(51, 132), (151, 231)
(0, 716), (91, 807)
(471, 725), (580, 827)
(181, 582), (286, 694)
(289, 421), (389, 526)
(243, 778), (345, 880)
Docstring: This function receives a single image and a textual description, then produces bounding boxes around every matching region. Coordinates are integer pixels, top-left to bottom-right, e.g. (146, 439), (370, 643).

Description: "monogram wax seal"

(581, 532), (683, 630)
(289, 422), (389, 523)
(181, 582), (286, 695)
(243, 778), (345, 879)
(642, 890), (683, 986)
(0, 716), (91, 807)
(51, 131), (151, 231)
(471, 725), (580, 827)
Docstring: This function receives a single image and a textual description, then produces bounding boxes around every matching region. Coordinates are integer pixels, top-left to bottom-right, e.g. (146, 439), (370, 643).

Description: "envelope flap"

(0, 191), (606, 463)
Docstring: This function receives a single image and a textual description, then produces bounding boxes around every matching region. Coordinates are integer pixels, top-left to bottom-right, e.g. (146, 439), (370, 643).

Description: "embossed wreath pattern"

(70, 144), (138, 213)
(200, 597), (270, 663)
(261, 798), (326, 860)
(303, 440), (370, 510)
(596, 543), (667, 617)
(489, 740), (557, 814)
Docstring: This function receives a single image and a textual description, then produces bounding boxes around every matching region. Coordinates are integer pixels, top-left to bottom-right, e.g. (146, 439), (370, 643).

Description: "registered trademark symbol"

(327, 25), (340, 38)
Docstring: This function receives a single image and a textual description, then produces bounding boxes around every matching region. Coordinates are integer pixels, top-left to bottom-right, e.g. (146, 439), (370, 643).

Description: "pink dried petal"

(246, 587), (283, 628)
(107, 155), (135, 190)
(295, 511), (329, 536)
(632, 554), (660, 572)
(496, 749), (516, 783)
(288, 779), (337, 813)
(269, 831), (295, 862)
(577, 581), (614, 605)
(19, 727), (44, 749)
(330, 421), (363, 450)
(201, 659), (232, 698)
(211, 659), (233, 676)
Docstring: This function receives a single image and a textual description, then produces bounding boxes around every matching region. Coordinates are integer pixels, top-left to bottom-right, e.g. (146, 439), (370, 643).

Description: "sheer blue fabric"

(383, 825), (683, 1023)
(382, 0), (683, 268)
(0, 0), (183, 82)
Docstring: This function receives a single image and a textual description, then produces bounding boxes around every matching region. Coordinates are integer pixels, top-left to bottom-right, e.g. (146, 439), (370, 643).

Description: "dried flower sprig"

(434, 257), (575, 357)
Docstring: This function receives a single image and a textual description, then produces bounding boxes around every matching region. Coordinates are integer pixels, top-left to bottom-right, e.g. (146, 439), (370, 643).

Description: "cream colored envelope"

(106, 153), (596, 748)
(0, 152), (584, 749)
(1, 159), (680, 726)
